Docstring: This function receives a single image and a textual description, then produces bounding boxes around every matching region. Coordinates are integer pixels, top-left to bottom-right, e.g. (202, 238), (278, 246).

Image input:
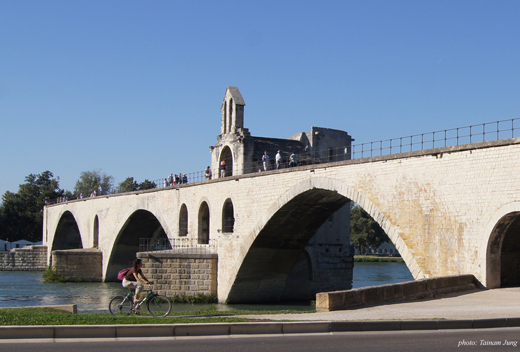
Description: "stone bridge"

(43, 138), (520, 303)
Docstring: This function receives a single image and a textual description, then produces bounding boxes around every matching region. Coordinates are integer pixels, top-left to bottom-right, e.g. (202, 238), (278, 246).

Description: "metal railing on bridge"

(138, 237), (217, 254)
(45, 117), (520, 205)
(136, 117), (520, 182)
(348, 118), (520, 159)
(241, 118), (520, 172)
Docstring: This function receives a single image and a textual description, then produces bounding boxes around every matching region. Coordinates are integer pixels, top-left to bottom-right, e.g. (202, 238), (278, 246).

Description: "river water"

(0, 261), (412, 313)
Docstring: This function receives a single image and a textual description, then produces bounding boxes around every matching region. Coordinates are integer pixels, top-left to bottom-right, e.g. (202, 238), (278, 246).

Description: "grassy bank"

(0, 306), (315, 326)
(354, 255), (403, 263)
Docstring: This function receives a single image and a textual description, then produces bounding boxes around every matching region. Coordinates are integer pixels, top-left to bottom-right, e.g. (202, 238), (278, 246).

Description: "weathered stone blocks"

(0, 246), (47, 271)
(51, 248), (102, 282)
(138, 251), (217, 297)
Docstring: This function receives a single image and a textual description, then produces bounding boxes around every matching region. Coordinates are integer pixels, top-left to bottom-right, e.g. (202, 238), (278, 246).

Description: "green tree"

(74, 170), (113, 197)
(0, 171), (63, 242)
(117, 177), (139, 193)
(0, 191), (22, 242)
(350, 204), (390, 254)
(138, 179), (156, 190)
(117, 178), (156, 193)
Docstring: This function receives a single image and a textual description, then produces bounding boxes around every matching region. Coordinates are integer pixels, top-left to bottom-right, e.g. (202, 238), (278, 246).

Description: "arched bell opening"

(219, 146), (233, 177)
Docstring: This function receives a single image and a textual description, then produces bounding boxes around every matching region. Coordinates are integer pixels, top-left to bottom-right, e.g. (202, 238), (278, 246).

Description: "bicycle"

(109, 283), (172, 317)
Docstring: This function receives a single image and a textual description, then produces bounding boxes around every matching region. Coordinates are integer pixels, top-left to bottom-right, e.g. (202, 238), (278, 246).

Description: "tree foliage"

(0, 171), (63, 242)
(138, 179), (156, 190)
(350, 204), (390, 254)
(117, 177), (156, 193)
(74, 170), (113, 197)
(117, 177), (139, 193)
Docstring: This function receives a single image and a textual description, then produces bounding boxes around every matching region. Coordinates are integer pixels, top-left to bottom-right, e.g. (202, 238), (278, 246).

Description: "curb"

(0, 305), (77, 314)
(1, 318), (520, 340)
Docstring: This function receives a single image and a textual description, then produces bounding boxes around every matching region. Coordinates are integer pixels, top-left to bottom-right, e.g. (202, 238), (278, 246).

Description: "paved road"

(1, 328), (520, 351)
(239, 288), (520, 322)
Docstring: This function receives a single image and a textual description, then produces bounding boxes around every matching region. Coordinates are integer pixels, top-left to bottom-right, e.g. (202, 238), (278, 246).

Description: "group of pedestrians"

(55, 196), (69, 203)
(77, 185), (103, 200)
(44, 184), (105, 206)
(165, 173), (188, 187)
(44, 153), (302, 208)
(261, 150), (298, 171)
(87, 185), (104, 197)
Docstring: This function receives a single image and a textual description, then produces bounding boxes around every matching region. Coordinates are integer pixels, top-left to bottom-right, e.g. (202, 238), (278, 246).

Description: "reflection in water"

(353, 261), (413, 289)
(0, 261), (413, 313)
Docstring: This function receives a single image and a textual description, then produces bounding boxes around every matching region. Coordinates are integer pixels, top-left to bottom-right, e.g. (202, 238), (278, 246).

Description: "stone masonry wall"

(310, 244), (355, 292)
(138, 252), (218, 298)
(0, 245), (47, 271)
(52, 248), (102, 282)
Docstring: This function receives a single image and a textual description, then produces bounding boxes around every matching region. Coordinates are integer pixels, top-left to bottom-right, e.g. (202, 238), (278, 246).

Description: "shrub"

(171, 293), (218, 303)
(42, 268), (68, 283)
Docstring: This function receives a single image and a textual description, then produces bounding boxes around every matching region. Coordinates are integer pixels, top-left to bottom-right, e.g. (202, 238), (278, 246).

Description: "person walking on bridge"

(262, 151), (270, 171)
(275, 150), (282, 169)
(220, 160), (226, 178)
(205, 166), (212, 180)
(290, 152), (298, 167)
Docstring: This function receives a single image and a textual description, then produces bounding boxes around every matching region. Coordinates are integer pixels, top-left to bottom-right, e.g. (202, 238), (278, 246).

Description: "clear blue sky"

(1, 0), (519, 197)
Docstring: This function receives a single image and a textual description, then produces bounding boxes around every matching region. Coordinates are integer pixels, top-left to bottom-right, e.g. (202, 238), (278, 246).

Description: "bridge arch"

(483, 202), (520, 288)
(105, 209), (168, 281)
(225, 177), (421, 303)
(52, 210), (83, 251)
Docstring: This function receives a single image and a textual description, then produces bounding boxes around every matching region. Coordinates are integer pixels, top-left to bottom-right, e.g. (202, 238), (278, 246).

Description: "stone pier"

(51, 248), (103, 282)
(138, 251), (218, 298)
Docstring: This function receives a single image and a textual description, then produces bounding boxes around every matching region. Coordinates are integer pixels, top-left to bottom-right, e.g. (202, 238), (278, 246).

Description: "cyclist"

(122, 258), (151, 305)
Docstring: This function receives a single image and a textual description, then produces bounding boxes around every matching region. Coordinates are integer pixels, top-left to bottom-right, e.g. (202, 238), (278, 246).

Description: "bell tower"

(220, 86), (245, 134)
(211, 87), (251, 177)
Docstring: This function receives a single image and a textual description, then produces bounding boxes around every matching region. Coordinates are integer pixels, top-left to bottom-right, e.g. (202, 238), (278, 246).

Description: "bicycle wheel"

(147, 294), (172, 317)
(109, 295), (132, 316)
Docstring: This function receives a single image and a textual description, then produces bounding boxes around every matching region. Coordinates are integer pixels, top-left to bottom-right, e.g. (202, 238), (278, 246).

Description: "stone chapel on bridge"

(210, 86), (354, 176)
